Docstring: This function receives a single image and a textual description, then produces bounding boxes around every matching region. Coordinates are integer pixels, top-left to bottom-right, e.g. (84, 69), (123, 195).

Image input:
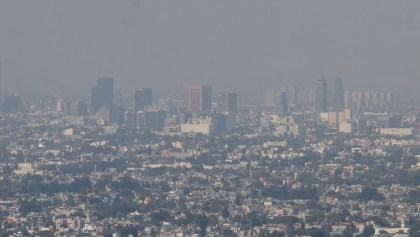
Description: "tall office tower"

(370, 92), (380, 110)
(188, 85), (212, 114)
(69, 100), (88, 117)
(275, 91), (288, 116)
(316, 76), (328, 112)
(56, 99), (64, 113)
(307, 89), (316, 103)
(353, 91), (365, 109)
(144, 108), (168, 130)
(110, 106), (125, 125)
(134, 88), (152, 111)
(216, 93), (223, 110)
(364, 91), (372, 109)
(2, 94), (29, 113)
(202, 85), (212, 111)
(379, 91), (392, 108)
(91, 78), (114, 113)
(344, 91), (352, 108)
(287, 86), (299, 106)
(264, 90), (277, 106)
(226, 93), (237, 112)
(77, 101), (88, 116)
(333, 78), (345, 111)
(217, 92), (238, 112)
(124, 111), (145, 129)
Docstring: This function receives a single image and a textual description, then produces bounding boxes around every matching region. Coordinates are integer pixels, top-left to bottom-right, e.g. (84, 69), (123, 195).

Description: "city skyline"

(1, 2), (420, 237)
(0, 76), (406, 114)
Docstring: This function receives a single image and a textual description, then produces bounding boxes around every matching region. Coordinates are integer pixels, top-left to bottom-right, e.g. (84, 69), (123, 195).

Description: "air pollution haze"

(2, 2), (420, 236)
(0, 0), (419, 95)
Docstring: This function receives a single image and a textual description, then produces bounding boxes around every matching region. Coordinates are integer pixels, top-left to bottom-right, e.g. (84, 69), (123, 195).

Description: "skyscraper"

(134, 88), (152, 111)
(110, 106), (125, 125)
(275, 91), (288, 116)
(2, 94), (29, 113)
(333, 77), (345, 111)
(76, 101), (88, 116)
(188, 85), (212, 114)
(217, 92), (237, 112)
(316, 76), (328, 112)
(287, 86), (299, 106)
(91, 78), (114, 113)
(202, 85), (212, 112)
(226, 93), (237, 112)
(144, 108), (168, 130)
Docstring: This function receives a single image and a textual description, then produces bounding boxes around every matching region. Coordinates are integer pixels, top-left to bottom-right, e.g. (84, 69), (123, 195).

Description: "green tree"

(362, 225), (375, 237)
(358, 187), (384, 202)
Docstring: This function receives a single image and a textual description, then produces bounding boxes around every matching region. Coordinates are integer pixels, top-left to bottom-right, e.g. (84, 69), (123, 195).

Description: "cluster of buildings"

(0, 107), (419, 236)
(260, 77), (416, 138)
(54, 79), (239, 135)
(43, 77), (418, 140)
(0, 76), (419, 236)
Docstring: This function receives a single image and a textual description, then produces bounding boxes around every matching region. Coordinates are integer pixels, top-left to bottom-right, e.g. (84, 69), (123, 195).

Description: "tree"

(120, 225), (138, 237)
(342, 229), (353, 237)
(302, 228), (326, 237)
(409, 170), (420, 185)
(194, 214), (208, 237)
(67, 177), (92, 193)
(222, 206), (230, 219)
(260, 230), (285, 237)
(151, 210), (171, 226)
(408, 218), (420, 237)
(66, 195), (77, 207)
(20, 199), (43, 215)
(362, 225), (375, 237)
(358, 187), (384, 202)
(223, 229), (238, 237)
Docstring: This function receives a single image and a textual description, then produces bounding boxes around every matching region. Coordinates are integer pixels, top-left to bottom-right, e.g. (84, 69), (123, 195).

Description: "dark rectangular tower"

(333, 77), (345, 111)
(276, 91), (288, 116)
(217, 92), (237, 112)
(188, 85), (212, 114)
(134, 88), (152, 111)
(91, 78), (114, 113)
(316, 76), (328, 112)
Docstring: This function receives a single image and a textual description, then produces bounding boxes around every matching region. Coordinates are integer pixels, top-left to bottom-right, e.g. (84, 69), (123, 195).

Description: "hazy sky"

(0, 0), (419, 95)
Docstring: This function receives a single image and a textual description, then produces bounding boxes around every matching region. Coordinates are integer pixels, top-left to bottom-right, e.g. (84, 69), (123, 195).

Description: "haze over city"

(2, 1), (420, 237)
(0, 0), (420, 96)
